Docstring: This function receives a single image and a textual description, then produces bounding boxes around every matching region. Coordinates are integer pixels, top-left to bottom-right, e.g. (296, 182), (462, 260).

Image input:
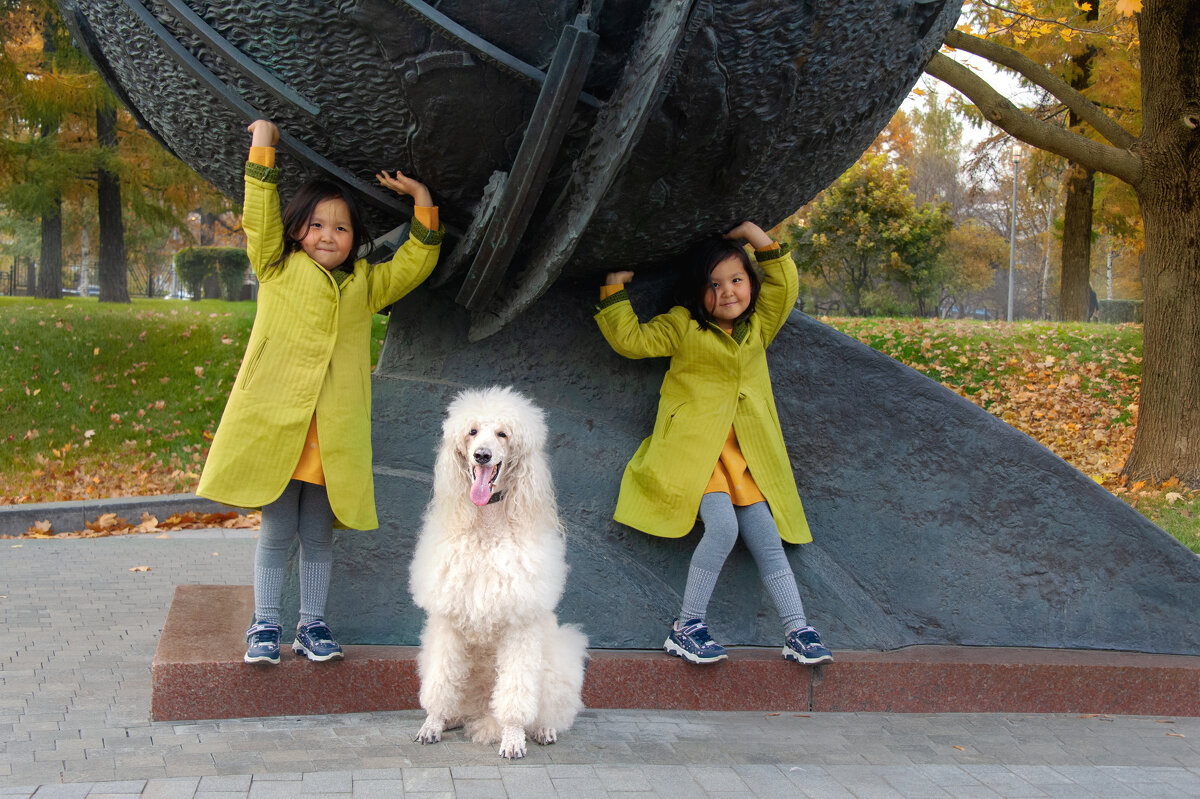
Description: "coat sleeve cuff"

(409, 216), (444, 246)
(754, 241), (791, 262)
(592, 288), (630, 315)
(244, 162), (279, 183)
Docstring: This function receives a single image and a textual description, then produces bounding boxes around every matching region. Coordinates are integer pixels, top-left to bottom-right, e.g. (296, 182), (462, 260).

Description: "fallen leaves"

(8, 509), (260, 539)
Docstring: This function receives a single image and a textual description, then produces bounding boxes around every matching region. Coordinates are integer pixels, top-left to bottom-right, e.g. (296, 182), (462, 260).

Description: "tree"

(95, 100), (129, 302)
(938, 219), (1004, 318)
(0, 2), (96, 298)
(1, 0), (229, 300)
(789, 154), (952, 317)
(924, 1), (1199, 485)
(953, 1), (1142, 322)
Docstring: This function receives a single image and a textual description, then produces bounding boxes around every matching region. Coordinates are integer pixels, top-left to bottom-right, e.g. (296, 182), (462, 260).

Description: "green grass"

(826, 317), (1143, 408)
(0, 297), (391, 499)
(1125, 494), (1200, 555)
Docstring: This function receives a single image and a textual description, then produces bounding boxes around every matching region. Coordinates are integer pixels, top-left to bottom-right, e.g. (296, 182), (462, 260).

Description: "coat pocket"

(238, 337), (269, 391)
(660, 400), (685, 439)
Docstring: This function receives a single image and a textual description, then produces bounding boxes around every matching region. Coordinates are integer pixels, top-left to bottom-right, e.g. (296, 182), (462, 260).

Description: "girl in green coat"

(594, 222), (832, 667)
(197, 120), (442, 665)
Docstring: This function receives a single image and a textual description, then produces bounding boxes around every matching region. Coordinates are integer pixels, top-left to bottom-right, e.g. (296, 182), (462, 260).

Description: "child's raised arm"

(605, 271), (634, 285)
(377, 170), (433, 209)
(723, 221), (774, 250)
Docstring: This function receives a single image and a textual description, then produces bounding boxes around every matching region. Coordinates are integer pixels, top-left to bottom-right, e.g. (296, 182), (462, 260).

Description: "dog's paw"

(414, 716), (445, 745)
(498, 724), (527, 759)
(531, 727), (557, 746)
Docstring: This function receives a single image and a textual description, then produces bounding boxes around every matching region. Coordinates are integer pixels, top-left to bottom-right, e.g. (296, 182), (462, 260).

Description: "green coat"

(196, 164), (442, 529)
(593, 248), (811, 544)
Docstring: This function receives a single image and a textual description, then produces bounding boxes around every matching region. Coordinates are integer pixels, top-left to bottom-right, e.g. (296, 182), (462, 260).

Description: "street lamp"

(1007, 143), (1022, 322)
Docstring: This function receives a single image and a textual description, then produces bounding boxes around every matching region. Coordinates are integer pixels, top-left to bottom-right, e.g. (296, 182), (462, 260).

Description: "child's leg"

(294, 481), (336, 625)
(254, 480), (303, 625)
(734, 501), (808, 634)
(679, 493), (740, 621)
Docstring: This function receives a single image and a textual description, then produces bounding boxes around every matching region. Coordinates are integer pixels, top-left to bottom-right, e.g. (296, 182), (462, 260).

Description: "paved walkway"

(2, 531), (1199, 798)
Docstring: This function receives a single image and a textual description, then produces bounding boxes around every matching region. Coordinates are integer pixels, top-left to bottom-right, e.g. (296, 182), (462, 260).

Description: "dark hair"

(677, 237), (761, 330)
(276, 179), (373, 269)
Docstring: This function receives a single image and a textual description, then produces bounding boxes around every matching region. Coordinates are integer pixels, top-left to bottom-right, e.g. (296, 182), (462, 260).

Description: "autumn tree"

(954, 1), (1141, 321)
(925, 0), (1200, 485)
(789, 154), (953, 317)
(1, 0), (226, 300)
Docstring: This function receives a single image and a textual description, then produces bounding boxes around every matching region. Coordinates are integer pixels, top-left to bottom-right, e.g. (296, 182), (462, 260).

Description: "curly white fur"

(409, 386), (588, 759)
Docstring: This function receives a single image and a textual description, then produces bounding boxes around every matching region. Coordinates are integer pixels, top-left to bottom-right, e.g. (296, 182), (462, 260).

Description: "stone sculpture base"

(151, 585), (1200, 722)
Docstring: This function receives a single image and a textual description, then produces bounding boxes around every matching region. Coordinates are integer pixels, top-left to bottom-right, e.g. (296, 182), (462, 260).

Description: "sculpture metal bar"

(391, 0), (603, 108)
(456, 14), (599, 310)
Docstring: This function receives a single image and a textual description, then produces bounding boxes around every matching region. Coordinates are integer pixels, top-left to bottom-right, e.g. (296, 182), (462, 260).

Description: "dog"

(409, 386), (588, 759)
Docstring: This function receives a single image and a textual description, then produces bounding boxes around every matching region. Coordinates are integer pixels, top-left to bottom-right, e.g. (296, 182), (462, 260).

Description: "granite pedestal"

(152, 585), (1200, 721)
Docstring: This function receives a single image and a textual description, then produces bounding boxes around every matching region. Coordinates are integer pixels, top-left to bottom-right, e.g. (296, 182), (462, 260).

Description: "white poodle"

(409, 386), (588, 759)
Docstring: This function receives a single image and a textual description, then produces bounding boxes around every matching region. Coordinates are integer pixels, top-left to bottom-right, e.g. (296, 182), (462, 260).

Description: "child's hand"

(378, 170), (433, 208)
(247, 119), (278, 148)
(605, 271), (634, 285)
(724, 221), (773, 250)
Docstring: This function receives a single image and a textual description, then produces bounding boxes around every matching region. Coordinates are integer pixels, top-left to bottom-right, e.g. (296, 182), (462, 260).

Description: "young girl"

(593, 221), (832, 666)
(197, 119), (442, 665)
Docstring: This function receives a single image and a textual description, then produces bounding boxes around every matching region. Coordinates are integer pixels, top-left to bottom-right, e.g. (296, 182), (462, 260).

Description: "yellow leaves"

(1166, 492), (1185, 505)
(3, 509), (260, 539)
(193, 366), (204, 378)
(25, 519), (53, 537)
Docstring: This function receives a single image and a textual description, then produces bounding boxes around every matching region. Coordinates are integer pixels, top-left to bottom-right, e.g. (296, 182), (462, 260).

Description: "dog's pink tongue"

(470, 464), (495, 506)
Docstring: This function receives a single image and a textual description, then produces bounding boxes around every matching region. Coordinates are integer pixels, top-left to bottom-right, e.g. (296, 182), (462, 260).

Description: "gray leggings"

(253, 479), (335, 627)
(679, 493), (807, 633)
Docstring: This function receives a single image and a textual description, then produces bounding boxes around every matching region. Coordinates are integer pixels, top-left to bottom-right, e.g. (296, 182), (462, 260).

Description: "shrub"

(175, 247), (250, 300)
(1098, 299), (1143, 324)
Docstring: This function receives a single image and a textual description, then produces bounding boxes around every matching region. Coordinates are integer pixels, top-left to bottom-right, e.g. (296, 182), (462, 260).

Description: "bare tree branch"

(924, 52), (1141, 186)
(942, 29), (1137, 149)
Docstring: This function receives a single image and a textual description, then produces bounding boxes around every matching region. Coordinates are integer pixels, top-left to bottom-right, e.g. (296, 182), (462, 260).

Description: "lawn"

(2, 298), (1196, 552)
(1, 297), (387, 503)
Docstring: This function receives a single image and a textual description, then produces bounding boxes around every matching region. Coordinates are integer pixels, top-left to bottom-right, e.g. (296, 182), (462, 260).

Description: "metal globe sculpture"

(59, 0), (960, 337)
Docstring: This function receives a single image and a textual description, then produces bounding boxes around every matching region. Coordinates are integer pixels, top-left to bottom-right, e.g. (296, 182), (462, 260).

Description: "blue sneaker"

(783, 626), (833, 666)
(664, 618), (728, 664)
(292, 620), (344, 662)
(244, 621), (282, 665)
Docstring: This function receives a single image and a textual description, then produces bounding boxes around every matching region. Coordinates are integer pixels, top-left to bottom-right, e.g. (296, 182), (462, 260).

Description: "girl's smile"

(299, 197), (355, 269)
(704, 255), (752, 330)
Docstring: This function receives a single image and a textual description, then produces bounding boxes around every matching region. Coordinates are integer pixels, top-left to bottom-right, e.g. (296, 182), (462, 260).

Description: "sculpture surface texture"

(60, 0), (1200, 656)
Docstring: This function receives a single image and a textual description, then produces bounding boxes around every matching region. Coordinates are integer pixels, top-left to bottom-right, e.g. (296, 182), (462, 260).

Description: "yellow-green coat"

(196, 165), (441, 529)
(593, 248), (811, 544)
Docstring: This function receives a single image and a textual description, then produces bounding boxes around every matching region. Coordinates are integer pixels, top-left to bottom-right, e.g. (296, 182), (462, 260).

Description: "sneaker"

(244, 621), (282, 665)
(783, 626), (833, 666)
(663, 618), (728, 664)
(292, 620), (344, 662)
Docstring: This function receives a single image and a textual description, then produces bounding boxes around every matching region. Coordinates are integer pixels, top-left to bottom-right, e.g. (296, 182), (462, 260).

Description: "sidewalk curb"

(0, 493), (242, 535)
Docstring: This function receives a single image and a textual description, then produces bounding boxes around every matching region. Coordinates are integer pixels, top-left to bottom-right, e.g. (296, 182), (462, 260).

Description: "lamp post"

(1007, 143), (1022, 322)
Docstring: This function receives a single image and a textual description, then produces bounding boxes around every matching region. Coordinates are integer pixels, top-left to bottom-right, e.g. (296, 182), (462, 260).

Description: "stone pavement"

(3, 531), (1200, 798)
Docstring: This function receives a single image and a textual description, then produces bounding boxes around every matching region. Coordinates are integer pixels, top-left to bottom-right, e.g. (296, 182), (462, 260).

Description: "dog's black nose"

(473, 448), (492, 464)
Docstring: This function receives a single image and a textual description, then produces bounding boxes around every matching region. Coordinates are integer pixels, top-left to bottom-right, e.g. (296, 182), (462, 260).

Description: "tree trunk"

(96, 104), (130, 303)
(1058, 2), (1099, 322)
(24, 255), (37, 296)
(1121, 0), (1200, 486)
(1059, 163), (1094, 320)
(36, 198), (63, 299)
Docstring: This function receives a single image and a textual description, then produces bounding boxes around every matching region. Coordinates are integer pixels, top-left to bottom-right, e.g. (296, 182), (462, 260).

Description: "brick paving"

(2, 531), (1199, 797)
